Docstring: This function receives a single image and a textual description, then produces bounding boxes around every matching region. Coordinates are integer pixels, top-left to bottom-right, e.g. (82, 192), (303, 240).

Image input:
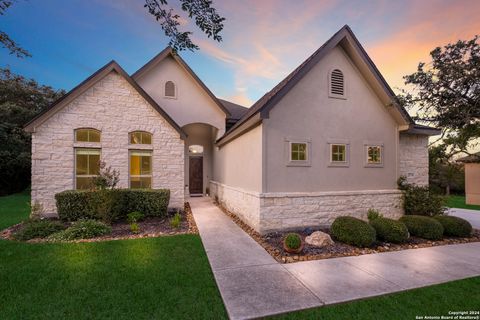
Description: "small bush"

(433, 215), (472, 237)
(127, 211), (144, 224)
(284, 233), (302, 250)
(48, 220), (111, 241)
(55, 189), (170, 222)
(13, 219), (65, 241)
(370, 217), (409, 243)
(367, 208), (382, 221)
(170, 212), (182, 229)
(130, 222), (140, 234)
(398, 176), (446, 216)
(399, 215), (444, 240)
(331, 216), (376, 247)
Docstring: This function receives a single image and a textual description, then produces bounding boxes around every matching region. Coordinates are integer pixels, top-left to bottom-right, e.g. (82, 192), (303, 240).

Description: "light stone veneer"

(399, 134), (429, 186)
(31, 71), (185, 215)
(210, 181), (403, 234)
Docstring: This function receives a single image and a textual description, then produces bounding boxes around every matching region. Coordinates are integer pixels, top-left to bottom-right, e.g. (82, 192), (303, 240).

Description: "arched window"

(164, 81), (176, 98)
(129, 131), (152, 145)
(329, 69), (345, 98)
(75, 128), (101, 142)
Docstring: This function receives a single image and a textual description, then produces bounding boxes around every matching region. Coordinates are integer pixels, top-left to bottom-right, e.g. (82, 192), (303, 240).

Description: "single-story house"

(24, 25), (440, 234)
(457, 152), (480, 205)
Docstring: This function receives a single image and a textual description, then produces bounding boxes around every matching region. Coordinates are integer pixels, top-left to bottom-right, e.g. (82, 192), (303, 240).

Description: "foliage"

(170, 211), (182, 229)
(13, 219), (65, 241)
(331, 216), (376, 247)
(0, 68), (64, 195)
(433, 215), (472, 237)
(91, 161), (120, 190)
(29, 200), (45, 220)
(399, 35), (480, 156)
(284, 233), (302, 250)
(55, 189), (170, 222)
(367, 208), (382, 221)
(370, 217), (409, 243)
(0, 1), (31, 57)
(130, 222), (140, 234)
(48, 219), (111, 241)
(127, 211), (144, 224)
(399, 215), (444, 240)
(428, 145), (465, 195)
(398, 176), (446, 216)
(144, 0), (225, 52)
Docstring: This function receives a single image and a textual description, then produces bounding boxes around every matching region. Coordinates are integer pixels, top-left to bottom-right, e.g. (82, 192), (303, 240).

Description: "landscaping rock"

(305, 231), (334, 247)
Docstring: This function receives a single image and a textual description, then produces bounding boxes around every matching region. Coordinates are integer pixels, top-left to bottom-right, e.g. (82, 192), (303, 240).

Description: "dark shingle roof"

(218, 99), (249, 120)
(457, 152), (480, 163)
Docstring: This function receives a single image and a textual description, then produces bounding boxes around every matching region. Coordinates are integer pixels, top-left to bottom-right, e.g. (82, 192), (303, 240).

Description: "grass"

(273, 276), (480, 319)
(0, 189), (30, 229)
(446, 195), (480, 211)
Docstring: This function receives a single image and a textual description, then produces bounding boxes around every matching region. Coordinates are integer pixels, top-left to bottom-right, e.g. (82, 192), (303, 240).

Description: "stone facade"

(399, 134), (429, 186)
(211, 181), (403, 234)
(31, 71), (185, 215)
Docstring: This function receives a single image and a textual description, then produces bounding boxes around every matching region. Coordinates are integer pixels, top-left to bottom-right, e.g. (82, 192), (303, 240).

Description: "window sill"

(364, 163), (384, 168)
(328, 162), (349, 167)
(328, 94), (347, 100)
(164, 95), (177, 100)
(128, 144), (153, 150)
(73, 142), (101, 148)
(286, 161), (311, 167)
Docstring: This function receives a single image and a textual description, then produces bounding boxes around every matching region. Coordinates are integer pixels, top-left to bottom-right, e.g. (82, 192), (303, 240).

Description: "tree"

(0, 0), (31, 57)
(144, 0), (225, 52)
(400, 36), (480, 156)
(0, 68), (64, 195)
(428, 144), (464, 195)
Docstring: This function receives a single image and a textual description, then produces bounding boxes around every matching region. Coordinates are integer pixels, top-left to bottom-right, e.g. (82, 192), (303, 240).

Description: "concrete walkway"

(190, 197), (480, 320)
(449, 207), (480, 229)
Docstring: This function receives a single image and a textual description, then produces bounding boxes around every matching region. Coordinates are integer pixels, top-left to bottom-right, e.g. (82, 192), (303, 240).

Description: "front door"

(189, 156), (203, 194)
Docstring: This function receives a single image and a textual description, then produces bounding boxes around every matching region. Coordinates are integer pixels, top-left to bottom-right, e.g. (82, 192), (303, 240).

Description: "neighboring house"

(25, 25), (439, 234)
(457, 152), (480, 205)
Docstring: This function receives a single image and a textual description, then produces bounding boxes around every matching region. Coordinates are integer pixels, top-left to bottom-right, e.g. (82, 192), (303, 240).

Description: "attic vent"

(329, 69), (345, 98)
(165, 81), (176, 98)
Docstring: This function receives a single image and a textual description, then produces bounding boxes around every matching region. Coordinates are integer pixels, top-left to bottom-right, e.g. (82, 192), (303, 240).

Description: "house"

(24, 25), (440, 234)
(457, 152), (480, 205)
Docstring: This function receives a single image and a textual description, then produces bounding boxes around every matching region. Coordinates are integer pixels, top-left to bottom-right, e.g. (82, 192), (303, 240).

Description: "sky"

(1, 0), (479, 108)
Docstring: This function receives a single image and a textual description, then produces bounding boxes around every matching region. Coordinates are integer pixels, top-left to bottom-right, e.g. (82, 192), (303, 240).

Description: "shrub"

(55, 189), (170, 222)
(170, 212), (182, 229)
(284, 233), (302, 250)
(48, 220), (111, 241)
(130, 222), (140, 234)
(127, 211), (144, 224)
(331, 216), (376, 247)
(398, 176), (446, 216)
(433, 215), (472, 237)
(370, 217), (409, 243)
(399, 215), (444, 240)
(367, 208), (382, 221)
(13, 219), (66, 241)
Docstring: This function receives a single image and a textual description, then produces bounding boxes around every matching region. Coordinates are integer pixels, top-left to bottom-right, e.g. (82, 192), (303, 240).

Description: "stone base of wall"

(210, 181), (404, 234)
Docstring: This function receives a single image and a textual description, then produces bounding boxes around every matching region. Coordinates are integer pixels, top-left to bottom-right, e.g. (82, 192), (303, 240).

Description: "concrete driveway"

(191, 197), (480, 320)
(449, 207), (480, 229)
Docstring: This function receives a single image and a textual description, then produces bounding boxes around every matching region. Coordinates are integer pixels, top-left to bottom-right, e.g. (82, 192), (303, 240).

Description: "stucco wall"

(465, 163), (480, 205)
(213, 124), (263, 192)
(399, 133), (429, 186)
(263, 46), (399, 193)
(31, 71), (185, 215)
(135, 56), (226, 137)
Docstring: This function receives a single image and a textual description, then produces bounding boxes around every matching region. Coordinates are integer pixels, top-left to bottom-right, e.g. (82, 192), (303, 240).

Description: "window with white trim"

(285, 138), (311, 166)
(331, 144), (346, 162)
(75, 148), (100, 189)
(75, 128), (101, 142)
(365, 144), (383, 167)
(164, 81), (176, 98)
(290, 142), (307, 161)
(129, 150), (152, 189)
(130, 131), (152, 145)
(329, 69), (346, 99)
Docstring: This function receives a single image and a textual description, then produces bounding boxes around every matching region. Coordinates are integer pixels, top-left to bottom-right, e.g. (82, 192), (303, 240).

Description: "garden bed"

(216, 203), (480, 263)
(0, 202), (198, 242)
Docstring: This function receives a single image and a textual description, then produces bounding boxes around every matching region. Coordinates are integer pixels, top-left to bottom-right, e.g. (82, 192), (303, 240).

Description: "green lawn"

(446, 195), (480, 211)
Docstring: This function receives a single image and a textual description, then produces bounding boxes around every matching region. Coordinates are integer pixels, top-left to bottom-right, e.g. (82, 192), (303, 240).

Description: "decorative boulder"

(305, 231), (334, 247)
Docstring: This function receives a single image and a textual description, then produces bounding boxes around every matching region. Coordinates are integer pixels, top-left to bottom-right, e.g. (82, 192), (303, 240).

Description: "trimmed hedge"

(433, 215), (472, 237)
(370, 217), (409, 243)
(331, 216), (376, 247)
(399, 215), (444, 240)
(55, 189), (170, 222)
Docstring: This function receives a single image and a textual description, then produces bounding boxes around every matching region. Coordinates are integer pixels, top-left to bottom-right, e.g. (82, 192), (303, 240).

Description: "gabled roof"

(404, 124), (441, 136)
(24, 61), (186, 139)
(217, 25), (417, 145)
(132, 47), (231, 117)
(218, 99), (249, 120)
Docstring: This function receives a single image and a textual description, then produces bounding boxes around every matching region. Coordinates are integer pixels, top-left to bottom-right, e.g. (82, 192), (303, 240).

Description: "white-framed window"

(328, 139), (350, 167)
(285, 138), (311, 167)
(328, 68), (346, 99)
(291, 142), (308, 161)
(75, 128), (101, 143)
(364, 143), (384, 167)
(164, 80), (176, 98)
(129, 131), (152, 145)
(75, 148), (101, 189)
(129, 150), (152, 189)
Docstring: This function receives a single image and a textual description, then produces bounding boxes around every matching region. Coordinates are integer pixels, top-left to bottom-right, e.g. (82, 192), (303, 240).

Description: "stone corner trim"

(210, 181), (404, 235)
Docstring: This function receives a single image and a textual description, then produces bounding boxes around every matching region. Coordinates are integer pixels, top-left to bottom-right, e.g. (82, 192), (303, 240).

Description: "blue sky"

(1, 0), (479, 106)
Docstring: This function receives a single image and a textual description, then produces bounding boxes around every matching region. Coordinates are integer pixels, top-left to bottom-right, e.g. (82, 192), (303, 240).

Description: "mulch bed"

(216, 202), (480, 264)
(0, 202), (198, 243)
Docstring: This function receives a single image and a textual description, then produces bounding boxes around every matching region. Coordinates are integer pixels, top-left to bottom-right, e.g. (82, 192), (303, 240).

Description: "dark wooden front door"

(189, 156), (203, 194)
